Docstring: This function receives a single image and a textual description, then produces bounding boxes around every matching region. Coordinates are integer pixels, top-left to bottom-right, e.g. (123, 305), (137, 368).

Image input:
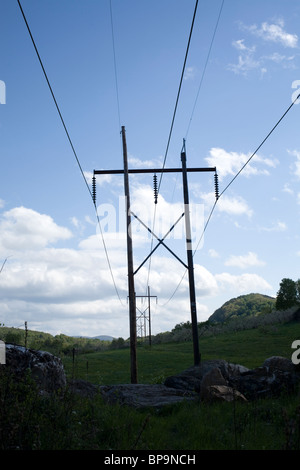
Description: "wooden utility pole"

(121, 126), (138, 384)
(181, 142), (200, 366)
(148, 286), (152, 347)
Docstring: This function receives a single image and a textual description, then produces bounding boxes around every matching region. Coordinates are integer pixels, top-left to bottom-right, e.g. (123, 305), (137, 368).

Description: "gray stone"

(200, 367), (227, 400)
(164, 359), (249, 393)
(165, 357), (300, 402)
(5, 344), (66, 393)
(263, 356), (296, 373)
(203, 385), (247, 403)
(100, 384), (197, 409)
(68, 379), (100, 399)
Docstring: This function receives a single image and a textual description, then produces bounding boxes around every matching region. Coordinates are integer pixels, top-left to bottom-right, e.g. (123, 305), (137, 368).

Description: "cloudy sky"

(0, 0), (299, 339)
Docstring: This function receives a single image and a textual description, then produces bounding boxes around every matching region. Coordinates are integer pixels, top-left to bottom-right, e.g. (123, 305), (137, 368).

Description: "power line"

(157, 0), (199, 195)
(163, 92), (300, 306)
(219, 92), (300, 198)
(146, 0), (199, 295)
(109, 0), (121, 131)
(17, 0), (92, 201)
(17, 0), (124, 306)
(185, 0), (225, 139)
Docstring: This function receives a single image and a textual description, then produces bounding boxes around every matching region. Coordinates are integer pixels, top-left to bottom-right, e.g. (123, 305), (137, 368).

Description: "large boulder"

(164, 359), (249, 393)
(199, 367), (227, 400)
(164, 357), (300, 402)
(5, 344), (66, 393)
(100, 384), (197, 409)
(228, 356), (300, 400)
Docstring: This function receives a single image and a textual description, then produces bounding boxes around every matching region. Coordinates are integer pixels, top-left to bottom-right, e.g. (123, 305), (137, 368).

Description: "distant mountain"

(208, 293), (276, 323)
(92, 335), (114, 342)
(74, 335), (114, 342)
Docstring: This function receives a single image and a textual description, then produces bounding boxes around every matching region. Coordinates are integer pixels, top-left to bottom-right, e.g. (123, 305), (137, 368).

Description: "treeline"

(0, 327), (125, 356)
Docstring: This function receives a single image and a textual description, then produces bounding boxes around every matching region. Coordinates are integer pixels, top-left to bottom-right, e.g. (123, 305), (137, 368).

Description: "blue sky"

(0, 0), (299, 339)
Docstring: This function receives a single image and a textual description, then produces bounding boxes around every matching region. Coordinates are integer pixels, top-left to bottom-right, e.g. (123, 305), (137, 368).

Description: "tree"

(275, 278), (298, 310)
(296, 279), (300, 304)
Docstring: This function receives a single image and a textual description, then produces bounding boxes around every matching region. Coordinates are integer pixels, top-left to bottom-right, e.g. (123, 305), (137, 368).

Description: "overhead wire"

(185, 0), (225, 140)
(145, 0), (199, 295)
(17, 0), (124, 306)
(157, 0), (199, 196)
(109, 0), (121, 131)
(163, 91), (300, 306)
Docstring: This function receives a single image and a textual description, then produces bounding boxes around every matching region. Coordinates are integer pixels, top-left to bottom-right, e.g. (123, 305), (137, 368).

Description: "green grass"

(63, 320), (300, 384)
(2, 319), (300, 450)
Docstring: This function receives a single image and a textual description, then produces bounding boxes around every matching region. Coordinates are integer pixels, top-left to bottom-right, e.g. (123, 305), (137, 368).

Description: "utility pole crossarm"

(94, 167), (216, 176)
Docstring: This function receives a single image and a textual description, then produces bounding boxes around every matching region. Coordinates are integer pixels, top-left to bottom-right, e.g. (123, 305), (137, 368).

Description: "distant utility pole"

(135, 286), (157, 347)
(94, 127), (218, 377)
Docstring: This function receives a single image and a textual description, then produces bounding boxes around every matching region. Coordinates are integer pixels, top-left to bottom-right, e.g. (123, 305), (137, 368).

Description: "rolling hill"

(208, 293), (276, 323)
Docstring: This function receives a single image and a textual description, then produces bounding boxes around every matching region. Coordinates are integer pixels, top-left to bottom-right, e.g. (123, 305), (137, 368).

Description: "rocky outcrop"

(228, 356), (300, 400)
(4, 343), (299, 408)
(165, 356), (300, 402)
(99, 356), (300, 408)
(164, 360), (249, 394)
(100, 384), (197, 409)
(5, 344), (66, 393)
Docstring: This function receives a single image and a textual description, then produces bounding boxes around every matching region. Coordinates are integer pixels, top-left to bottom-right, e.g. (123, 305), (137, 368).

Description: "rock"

(5, 344), (66, 393)
(263, 356), (296, 373)
(228, 361), (300, 401)
(200, 367), (227, 400)
(203, 385), (247, 403)
(68, 379), (100, 399)
(165, 357), (300, 402)
(100, 384), (197, 409)
(164, 360), (249, 393)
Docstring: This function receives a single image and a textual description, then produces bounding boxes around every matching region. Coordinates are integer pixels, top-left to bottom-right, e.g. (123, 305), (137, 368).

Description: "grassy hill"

(64, 315), (300, 385)
(208, 293), (276, 323)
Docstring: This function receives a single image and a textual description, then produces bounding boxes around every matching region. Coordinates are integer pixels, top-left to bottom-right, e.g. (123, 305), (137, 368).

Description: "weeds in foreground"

(1, 366), (300, 450)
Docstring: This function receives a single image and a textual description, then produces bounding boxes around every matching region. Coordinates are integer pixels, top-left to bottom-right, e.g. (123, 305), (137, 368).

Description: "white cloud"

(248, 20), (298, 48)
(208, 249), (219, 258)
(184, 66), (196, 81)
(225, 251), (265, 269)
(205, 147), (278, 181)
(229, 19), (298, 76)
(215, 272), (272, 293)
(228, 41), (260, 75)
(218, 194), (253, 217)
(259, 220), (287, 232)
(288, 150), (300, 179)
(232, 39), (254, 52)
(128, 155), (163, 169)
(282, 183), (294, 195)
(0, 202), (275, 338)
(201, 191), (253, 217)
(0, 207), (72, 253)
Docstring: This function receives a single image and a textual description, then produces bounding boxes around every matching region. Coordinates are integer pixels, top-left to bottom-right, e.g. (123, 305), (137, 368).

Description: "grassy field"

(2, 319), (300, 450)
(63, 320), (300, 384)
